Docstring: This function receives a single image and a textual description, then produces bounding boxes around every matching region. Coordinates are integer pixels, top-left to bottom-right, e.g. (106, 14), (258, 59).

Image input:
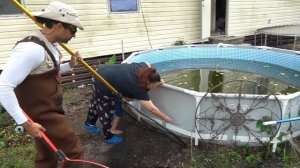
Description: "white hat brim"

(33, 11), (83, 30)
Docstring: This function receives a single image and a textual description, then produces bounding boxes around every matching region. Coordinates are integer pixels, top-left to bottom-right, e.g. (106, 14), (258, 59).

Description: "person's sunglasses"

(63, 24), (77, 34)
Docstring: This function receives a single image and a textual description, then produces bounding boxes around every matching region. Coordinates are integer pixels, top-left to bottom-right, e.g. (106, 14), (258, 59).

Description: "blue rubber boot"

(84, 123), (101, 134)
(104, 135), (123, 144)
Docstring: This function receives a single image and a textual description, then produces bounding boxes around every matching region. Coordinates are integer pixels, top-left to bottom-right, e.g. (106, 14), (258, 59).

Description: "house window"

(0, 0), (23, 15)
(109, 0), (138, 13)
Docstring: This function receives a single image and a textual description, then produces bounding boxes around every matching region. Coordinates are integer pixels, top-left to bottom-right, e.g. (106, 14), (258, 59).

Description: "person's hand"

(162, 115), (173, 123)
(22, 121), (46, 138)
(160, 79), (165, 85)
(69, 51), (82, 68)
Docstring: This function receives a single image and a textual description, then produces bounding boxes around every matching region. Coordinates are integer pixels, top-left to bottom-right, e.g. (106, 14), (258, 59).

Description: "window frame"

(0, 0), (25, 17)
(107, 0), (140, 14)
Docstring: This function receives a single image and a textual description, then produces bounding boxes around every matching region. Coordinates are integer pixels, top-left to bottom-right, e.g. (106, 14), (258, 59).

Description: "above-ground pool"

(124, 44), (300, 151)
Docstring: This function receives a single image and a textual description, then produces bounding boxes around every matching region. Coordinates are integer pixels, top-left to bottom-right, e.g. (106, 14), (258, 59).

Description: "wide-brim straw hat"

(33, 1), (83, 30)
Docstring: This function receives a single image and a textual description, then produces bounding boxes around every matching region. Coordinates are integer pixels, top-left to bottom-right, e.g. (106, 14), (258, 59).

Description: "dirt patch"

(63, 86), (189, 168)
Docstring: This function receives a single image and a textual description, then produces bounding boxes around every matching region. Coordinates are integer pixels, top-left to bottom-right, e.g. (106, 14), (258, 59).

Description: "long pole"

(10, 0), (118, 94)
(263, 117), (300, 125)
(121, 39), (125, 61)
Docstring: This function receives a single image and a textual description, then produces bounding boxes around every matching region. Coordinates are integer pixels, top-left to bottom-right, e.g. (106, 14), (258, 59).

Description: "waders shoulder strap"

(15, 36), (58, 67)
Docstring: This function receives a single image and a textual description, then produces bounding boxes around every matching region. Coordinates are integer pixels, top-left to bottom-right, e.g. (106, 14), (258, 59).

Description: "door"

(201, 0), (211, 39)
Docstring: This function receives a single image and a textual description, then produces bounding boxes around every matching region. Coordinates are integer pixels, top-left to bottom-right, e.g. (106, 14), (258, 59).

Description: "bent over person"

(84, 62), (173, 144)
(0, 1), (84, 167)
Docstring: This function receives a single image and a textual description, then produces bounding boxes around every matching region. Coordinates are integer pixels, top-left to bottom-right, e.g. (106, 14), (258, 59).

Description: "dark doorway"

(214, 0), (226, 35)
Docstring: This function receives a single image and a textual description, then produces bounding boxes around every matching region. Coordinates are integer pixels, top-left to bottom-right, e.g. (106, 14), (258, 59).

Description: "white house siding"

(227, 0), (300, 36)
(0, 0), (202, 69)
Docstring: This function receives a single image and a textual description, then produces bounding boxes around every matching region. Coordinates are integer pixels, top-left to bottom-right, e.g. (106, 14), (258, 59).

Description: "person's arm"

(59, 62), (72, 74)
(0, 42), (46, 138)
(59, 51), (81, 74)
(139, 100), (173, 123)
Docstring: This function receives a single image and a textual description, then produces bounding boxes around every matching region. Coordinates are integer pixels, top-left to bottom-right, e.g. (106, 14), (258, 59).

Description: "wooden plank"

(61, 54), (125, 87)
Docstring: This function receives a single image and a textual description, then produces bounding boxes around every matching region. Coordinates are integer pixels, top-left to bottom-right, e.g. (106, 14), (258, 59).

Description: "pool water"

(161, 68), (300, 95)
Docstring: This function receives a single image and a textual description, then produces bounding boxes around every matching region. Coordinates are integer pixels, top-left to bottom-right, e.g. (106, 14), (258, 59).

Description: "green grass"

(190, 147), (244, 168)
(63, 87), (80, 101)
(0, 112), (35, 168)
(0, 144), (35, 168)
(187, 144), (300, 168)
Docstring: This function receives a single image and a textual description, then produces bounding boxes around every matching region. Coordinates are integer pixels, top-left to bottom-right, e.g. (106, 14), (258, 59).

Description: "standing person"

(84, 62), (173, 144)
(0, 1), (84, 167)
